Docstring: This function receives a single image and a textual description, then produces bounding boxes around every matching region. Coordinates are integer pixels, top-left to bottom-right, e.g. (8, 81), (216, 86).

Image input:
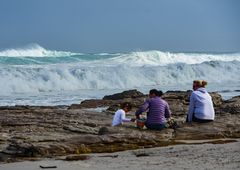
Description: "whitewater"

(0, 44), (240, 106)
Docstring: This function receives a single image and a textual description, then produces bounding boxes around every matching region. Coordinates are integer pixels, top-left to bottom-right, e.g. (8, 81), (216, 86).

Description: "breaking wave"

(0, 44), (239, 96)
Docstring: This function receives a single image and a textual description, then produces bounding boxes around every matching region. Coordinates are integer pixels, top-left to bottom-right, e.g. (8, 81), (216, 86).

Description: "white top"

(188, 87), (215, 122)
(112, 109), (131, 126)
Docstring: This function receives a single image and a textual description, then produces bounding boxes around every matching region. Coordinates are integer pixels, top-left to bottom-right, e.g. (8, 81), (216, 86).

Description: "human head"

(120, 102), (132, 112)
(192, 80), (208, 90)
(149, 89), (163, 97)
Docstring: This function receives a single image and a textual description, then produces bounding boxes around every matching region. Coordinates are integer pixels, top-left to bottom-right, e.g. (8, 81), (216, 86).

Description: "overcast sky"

(0, 0), (239, 53)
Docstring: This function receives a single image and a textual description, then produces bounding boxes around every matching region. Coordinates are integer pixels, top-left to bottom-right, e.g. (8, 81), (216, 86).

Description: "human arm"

(187, 93), (195, 122)
(164, 102), (171, 119)
(135, 100), (149, 119)
(130, 118), (136, 122)
(120, 111), (132, 122)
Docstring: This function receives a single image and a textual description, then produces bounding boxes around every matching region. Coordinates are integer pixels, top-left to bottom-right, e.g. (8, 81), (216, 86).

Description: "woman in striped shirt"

(135, 89), (171, 130)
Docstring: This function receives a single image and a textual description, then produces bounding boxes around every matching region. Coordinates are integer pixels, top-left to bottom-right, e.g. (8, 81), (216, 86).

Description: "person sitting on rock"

(112, 102), (135, 126)
(135, 89), (171, 130)
(186, 80), (215, 123)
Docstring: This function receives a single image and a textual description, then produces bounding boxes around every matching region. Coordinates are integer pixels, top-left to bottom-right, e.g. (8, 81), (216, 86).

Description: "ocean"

(0, 44), (239, 106)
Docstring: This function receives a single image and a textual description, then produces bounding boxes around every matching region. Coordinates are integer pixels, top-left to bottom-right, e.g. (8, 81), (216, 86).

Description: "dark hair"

(120, 102), (132, 110)
(149, 89), (163, 97)
(157, 90), (163, 97)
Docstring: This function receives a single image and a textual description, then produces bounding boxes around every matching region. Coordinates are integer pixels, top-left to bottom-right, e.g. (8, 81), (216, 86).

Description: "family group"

(112, 80), (215, 130)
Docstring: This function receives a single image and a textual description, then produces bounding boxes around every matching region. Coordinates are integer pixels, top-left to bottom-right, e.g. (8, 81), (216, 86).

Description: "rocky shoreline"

(0, 90), (240, 163)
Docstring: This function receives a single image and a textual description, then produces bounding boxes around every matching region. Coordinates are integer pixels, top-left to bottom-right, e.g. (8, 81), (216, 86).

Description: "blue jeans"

(145, 123), (166, 130)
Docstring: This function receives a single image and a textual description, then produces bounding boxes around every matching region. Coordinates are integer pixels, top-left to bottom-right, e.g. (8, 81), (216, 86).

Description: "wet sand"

(1, 141), (240, 170)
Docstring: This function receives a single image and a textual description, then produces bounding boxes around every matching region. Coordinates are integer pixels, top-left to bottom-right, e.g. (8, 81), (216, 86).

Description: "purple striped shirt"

(135, 96), (171, 124)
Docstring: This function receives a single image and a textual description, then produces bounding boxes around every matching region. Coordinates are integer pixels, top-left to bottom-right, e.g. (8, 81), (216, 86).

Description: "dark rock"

(3, 141), (39, 157)
(106, 97), (145, 112)
(65, 155), (90, 161)
(98, 127), (120, 135)
(221, 96), (240, 114)
(163, 90), (191, 101)
(63, 125), (99, 135)
(69, 99), (116, 109)
(103, 89), (144, 100)
(209, 92), (223, 107)
(83, 122), (98, 127)
(98, 127), (110, 135)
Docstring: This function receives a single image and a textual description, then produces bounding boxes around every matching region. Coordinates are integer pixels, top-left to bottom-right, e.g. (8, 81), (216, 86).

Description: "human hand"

(131, 118), (136, 122)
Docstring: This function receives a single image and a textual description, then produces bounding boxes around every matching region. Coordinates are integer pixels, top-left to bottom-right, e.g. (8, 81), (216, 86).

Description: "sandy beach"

(1, 140), (239, 170)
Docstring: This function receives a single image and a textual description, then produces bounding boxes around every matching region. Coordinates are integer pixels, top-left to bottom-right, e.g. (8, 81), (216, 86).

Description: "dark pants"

(145, 123), (166, 130)
(186, 114), (213, 123)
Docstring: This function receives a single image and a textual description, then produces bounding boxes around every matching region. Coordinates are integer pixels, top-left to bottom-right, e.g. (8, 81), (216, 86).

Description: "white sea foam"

(0, 60), (239, 95)
(103, 51), (240, 66)
(0, 44), (80, 57)
(0, 45), (239, 65)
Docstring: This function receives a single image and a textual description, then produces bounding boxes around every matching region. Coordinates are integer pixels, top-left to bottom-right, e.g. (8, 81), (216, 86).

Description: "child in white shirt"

(112, 102), (135, 126)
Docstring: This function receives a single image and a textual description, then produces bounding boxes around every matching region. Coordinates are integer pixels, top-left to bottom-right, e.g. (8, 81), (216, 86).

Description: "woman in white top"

(112, 102), (135, 126)
(187, 80), (215, 123)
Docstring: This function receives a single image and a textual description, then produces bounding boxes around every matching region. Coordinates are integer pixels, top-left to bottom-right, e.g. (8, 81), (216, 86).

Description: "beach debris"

(39, 165), (57, 169)
(135, 153), (150, 157)
(133, 150), (150, 157)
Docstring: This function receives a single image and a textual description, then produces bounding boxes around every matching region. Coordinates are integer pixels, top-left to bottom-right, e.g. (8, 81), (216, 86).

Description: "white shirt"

(112, 109), (131, 126)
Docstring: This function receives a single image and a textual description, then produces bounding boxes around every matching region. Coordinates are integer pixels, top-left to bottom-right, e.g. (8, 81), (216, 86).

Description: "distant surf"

(0, 44), (239, 106)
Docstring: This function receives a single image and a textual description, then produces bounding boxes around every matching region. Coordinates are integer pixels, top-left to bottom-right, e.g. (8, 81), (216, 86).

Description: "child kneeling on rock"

(112, 102), (136, 126)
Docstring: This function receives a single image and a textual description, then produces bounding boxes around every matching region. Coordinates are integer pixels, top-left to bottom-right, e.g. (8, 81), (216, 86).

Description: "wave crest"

(0, 61), (239, 94)
(0, 44), (79, 57)
(109, 51), (240, 66)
